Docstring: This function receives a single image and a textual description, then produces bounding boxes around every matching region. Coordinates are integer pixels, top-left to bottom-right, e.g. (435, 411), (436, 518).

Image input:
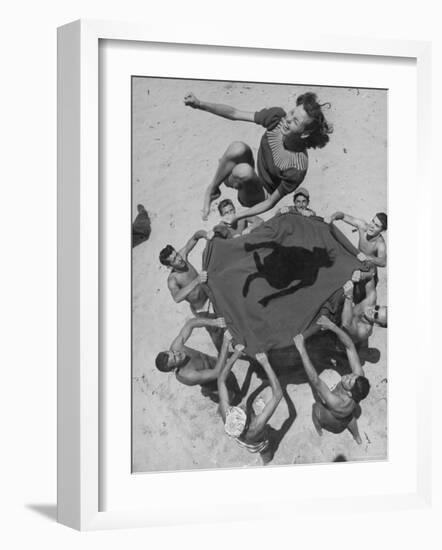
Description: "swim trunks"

(234, 437), (270, 453)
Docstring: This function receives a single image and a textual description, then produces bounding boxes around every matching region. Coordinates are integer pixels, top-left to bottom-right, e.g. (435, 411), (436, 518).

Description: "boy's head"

(367, 213), (387, 237)
(155, 350), (187, 372)
(350, 375), (371, 403)
(159, 245), (186, 270)
(293, 187), (310, 212)
(218, 199), (236, 217)
(341, 373), (371, 403)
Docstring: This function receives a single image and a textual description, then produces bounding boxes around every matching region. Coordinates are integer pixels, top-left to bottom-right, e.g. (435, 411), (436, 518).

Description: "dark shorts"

(237, 177), (267, 208)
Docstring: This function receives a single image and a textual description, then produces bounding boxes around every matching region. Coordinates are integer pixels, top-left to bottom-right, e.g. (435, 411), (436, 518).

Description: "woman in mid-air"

(184, 90), (332, 222)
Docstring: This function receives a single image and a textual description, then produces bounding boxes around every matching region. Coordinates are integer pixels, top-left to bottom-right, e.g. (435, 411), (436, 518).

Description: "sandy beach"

(131, 77), (387, 472)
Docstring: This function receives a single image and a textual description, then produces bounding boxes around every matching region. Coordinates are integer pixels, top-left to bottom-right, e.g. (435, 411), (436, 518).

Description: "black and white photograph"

(131, 77), (388, 472)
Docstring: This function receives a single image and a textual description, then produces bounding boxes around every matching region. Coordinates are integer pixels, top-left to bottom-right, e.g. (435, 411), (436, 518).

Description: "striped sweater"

(254, 107), (308, 196)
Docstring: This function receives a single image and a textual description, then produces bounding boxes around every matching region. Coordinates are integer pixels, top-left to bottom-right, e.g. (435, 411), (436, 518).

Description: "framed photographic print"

(131, 75), (387, 473)
(58, 19), (432, 530)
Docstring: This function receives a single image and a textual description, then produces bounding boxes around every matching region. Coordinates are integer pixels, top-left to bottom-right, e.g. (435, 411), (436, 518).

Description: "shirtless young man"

(184, 91), (332, 221)
(294, 316), (370, 443)
(217, 199), (263, 237)
(329, 211), (387, 267)
(159, 230), (211, 314)
(218, 334), (283, 453)
(341, 279), (387, 344)
(155, 317), (227, 392)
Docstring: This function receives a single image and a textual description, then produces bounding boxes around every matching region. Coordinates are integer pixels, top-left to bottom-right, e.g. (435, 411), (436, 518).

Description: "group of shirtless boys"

(153, 90), (387, 457)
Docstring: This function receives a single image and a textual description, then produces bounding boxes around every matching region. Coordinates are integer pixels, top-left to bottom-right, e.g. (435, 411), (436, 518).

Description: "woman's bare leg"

(202, 141), (255, 219)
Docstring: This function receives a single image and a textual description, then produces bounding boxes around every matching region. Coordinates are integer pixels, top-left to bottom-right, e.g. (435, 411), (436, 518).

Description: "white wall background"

(0, 0), (440, 547)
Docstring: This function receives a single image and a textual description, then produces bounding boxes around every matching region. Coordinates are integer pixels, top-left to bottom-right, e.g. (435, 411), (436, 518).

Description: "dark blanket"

(203, 212), (361, 355)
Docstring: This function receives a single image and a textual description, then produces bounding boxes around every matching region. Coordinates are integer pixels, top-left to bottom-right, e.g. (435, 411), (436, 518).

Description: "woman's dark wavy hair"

(296, 92), (333, 149)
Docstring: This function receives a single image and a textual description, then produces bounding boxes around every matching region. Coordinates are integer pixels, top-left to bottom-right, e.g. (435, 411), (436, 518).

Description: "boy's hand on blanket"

(234, 344), (245, 355)
(301, 209), (313, 217)
(357, 252), (368, 262)
(215, 317), (226, 328)
(198, 271), (208, 283)
(317, 315), (334, 331)
(343, 280), (354, 299)
(255, 352), (268, 364)
(293, 334), (305, 350)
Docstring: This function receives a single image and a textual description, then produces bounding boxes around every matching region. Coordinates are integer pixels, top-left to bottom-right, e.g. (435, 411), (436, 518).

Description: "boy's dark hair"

(293, 92), (333, 150)
(155, 351), (173, 372)
(159, 245), (175, 266)
(350, 375), (370, 403)
(218, 199), (234, 216)
(376, 212), (388, 231)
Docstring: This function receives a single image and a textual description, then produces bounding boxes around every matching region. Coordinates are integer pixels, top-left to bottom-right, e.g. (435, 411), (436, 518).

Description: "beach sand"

(131, 78), (387, 472)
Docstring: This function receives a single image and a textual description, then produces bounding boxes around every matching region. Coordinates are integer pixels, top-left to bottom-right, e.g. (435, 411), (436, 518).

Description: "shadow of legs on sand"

(260, 386), (297, 465)
(241, 381), (297, 466)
